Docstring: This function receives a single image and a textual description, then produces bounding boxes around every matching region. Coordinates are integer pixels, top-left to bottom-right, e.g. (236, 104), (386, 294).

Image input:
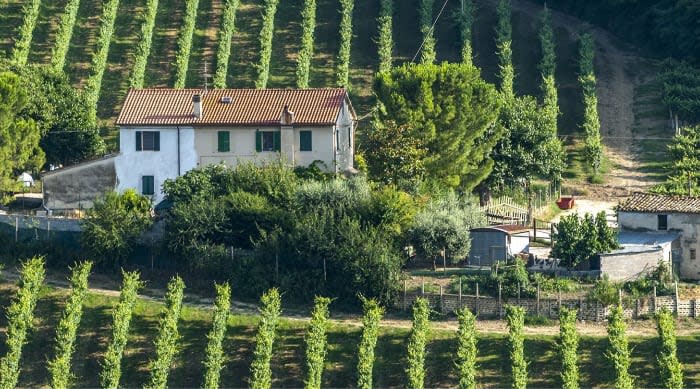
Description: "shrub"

(418, 0), (436, 64)
(606, 305), (634, 389)
(213, 0), (240, 88)
(145, 276), (186, 389)
(304, 296), (331, 389)
(0, 256), (45, 389)
(376, 0), (393, 73)
(296, 0), (317, 88)
(559, 306), (579, 389)
(173, 0), (200, 88)
(357, 297), (384, 389)
(406, 297), (430, 389)
(51, 0), (82, 71)
(100, 271), (144, 389)
(496, 0), (514, 99)
(202, 283), (232, 389)
(84, 0), (121, 123)
(255, 0), (281, 88)
(506, 305), (527, 389)
(456, 308), (477, 389)
(454, 0), (474, 65)
(250, 288), (282, 389)
(11, 0), (41, 65)
(656, 309), (683, 389)
(129, 0), (160, 88)
(336, 0), (354, 87)
(587, 276), (619, 305)
(48, 261), (93, 389)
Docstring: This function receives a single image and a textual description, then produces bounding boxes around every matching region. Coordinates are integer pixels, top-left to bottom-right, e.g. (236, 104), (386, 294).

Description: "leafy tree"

(250, 288), (282, 389)
(606, 305), (634, 389)
(81, 190), (153, 267)
(419, 0), (436, 64)
(552, 213), (617, 268)
(357, 297), (384, 389)
(559, 306), (579, 389)
(0, 71), (44, 194)
(296, 0), (317, 88)
(506, 305), (527, 389)
(656, 309), (683, 389)
(596, 211), (618, 252)
(456, 308), (477, 389)
(652, 126), (700, 196)
(202, 283), (231, 389)
(376, 0), (393, 73)
(304, 296), (331, 389)
(374, 62), (502, 190)
(213, 0), (240, 88)
(406, 297), (430, 389)
(496, 0), (514, 99)
(11, 0), (41, 65)
(454, 0), (474, 66)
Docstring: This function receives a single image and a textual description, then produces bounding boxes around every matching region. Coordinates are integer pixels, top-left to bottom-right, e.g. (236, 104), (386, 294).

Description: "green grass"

(185, 0), (222, 88)
(3, 282), (700, 387)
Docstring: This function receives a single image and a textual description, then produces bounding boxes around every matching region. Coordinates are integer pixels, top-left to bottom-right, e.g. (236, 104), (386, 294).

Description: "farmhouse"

(42, 88), (356, 208)
(618, 192), (700, 280)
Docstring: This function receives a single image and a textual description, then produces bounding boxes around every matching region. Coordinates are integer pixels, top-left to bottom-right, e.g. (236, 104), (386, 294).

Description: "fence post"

(653, 285), (657, 314)
(498, 282), (503, 319)
(536, 283), (540, 316)
(674, 281), (679, 316)
(439, 285), (444, 314)
(635, 299), (640, 319)
(693, 299), (697, 319)
(15, 216), (18, 242)
(458, 278), (462, 308)
(421, 281), (425, 296)
(618, 289), (622, 306)
(533, 218), (537, 242)
(517, 283), (521, 305)
(475, 282), (480, 316)
(558, 288), (562, 313)
(403, 279), (407, 311)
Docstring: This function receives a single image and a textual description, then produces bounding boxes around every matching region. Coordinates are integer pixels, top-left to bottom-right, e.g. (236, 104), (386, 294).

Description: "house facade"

(618, 192), (700, 279)
(114, 88), (356, 203)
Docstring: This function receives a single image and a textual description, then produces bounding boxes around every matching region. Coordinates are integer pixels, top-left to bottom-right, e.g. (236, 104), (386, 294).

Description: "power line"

(411, 0), (450, 63)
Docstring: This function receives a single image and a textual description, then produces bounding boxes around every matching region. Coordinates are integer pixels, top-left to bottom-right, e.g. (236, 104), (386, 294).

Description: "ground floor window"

(300, 131), (312, 151)
(142, 175), (155, 196)
(256, 130), (280, 152)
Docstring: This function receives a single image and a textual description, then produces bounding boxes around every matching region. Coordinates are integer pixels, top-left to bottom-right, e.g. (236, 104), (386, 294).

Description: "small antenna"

(202, 61), (212, 91)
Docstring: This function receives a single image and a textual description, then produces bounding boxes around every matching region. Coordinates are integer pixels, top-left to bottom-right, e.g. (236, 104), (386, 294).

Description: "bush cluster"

(11, 0), (41, 65)
(559, 306), (579, 389)
(357, 297), (384, 389)
(376, 0), (393, 73)
(173, 0), (200, 88)
(129, 0), (160, 88)
(304, 296), (331, 389)
(213, 0), (240, 88)
(51, 0), (82, 71)
(506, 305), (527, 389)
(296, 0), (317, 88)
(202, 283), (232, 389)
(456, 308), (477, 389)
(406, 297), (430, 389)
(250, 288), (282, 389)
(336, 0), (354, 87)
(606, 305), (634, 389)
(48, 261), (93, 389)
(255, 0), (281, 88)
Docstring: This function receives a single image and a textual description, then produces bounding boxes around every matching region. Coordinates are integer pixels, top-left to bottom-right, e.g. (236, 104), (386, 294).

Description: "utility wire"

(411, 0), (450, 63)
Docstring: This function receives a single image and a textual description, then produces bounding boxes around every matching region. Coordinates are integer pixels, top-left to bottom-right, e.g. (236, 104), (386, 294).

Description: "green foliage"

(304, 296), (331, 389)
(100, 270), (144, 389)
(606, 305), (634, 389)
(587, 276), (619, 305)
(81, 190), (152, 267)
(408, 192), (485, 265)
(173, 0), (200, 88)
(129, 0), (160, 88)
(559, 306), (579, 389)
(84, 0), (120, 123)
(406, 298), (430, 389)
(578, 33), (603, 174)
(652, 126), (700, 196)
(552, 212), (618, 268)
(538, 6), (556, 78)
(0, 256), (45, 389)
(51, 0), (82, 71)
(456, 308), (477, 389)
(506, 305), (527, 389)
(48, 261), (93, 389)
(213, 0), (240, 88)
(296, 0), (317, 88)
(250, 288), (282, 389)
(11, 0), (41, 65)
(419, 0), (436, 64)
(454, 0), (474, 65)
(357, 297), (384, 389)
(336, 0), (354, 87)
(202, 283), (232, 389)
(496, 0), (514, 99)
(255, 0), (280, 88)
(660, 60), (700, 124)
(374, 62), (502, 190)
(656, 309), (683, 389)
(0, 71), (44, 193)
(145, 276), (186, 389)
(376, 0), (393, 73)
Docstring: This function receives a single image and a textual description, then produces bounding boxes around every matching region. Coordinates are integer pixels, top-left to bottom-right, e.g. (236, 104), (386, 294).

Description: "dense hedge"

(356, 298), (384, 389)
(506, 305), (527, 389)
(607, 305), (634, 389)
(173, 0), (200, 88)
(456, 308), (477, 389)
(656, 309), (683, 389)
(336, 0), (354, 87)
(418, 0), (436, 64)
(250, 288), (282, 389)
(304, 296), (331, 389)
(296, 0), (317, 88)
(51, 0), (82, 71)
(406, 298), (430, 389)
(129, 0), (160, 88)
(539, 6), (558, 136)
(255, 0), (281, 88)
(202, 283), (232, 388)
(377, 0), (393, 73)
(12, 0), (41, 65)
(559, 307), (579, 389)
(213, 0), (240, 88)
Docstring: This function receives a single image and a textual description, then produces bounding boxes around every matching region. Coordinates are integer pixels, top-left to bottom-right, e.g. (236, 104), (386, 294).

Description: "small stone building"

(41, 155), (117, 211)
(468, 225), (530, 266)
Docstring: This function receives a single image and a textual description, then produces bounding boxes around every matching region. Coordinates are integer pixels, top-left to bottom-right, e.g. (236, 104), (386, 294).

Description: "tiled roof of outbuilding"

(617, 192), (700, 214)
(116, 88), (354, 126)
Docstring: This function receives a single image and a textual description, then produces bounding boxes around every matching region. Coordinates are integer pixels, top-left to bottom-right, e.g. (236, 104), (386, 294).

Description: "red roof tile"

(116, 88), (354, 126)
(618, 192), (700, 214)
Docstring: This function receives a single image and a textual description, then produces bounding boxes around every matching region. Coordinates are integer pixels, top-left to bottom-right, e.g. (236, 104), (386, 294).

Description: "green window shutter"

(142, 176), (154, 195)
(154, 132), (160, 151)
(300, 131), (312, 151)
(255, 130), (262, 152)
(273, 131), (281, 152)
(218, 131), (230, 152)
(136, 131), (142, 151)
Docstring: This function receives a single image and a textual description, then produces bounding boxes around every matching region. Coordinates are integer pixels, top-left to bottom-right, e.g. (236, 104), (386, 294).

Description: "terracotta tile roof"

(116, 88), (354, 126)
(618, 192), (700, 214)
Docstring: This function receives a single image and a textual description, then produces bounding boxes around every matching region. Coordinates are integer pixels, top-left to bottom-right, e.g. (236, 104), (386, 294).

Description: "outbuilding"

(468, 225), (530, 266)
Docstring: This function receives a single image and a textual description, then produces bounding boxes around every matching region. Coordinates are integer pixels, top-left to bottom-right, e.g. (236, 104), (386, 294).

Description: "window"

(142, 175), (155, 196)
(658, 214), (668, 231)
(691, 249), (697, 261)
(136, 131), (160, 151)
(300, 131), (312, 151)
(255, 130), (280, 152)
(217, 131), (230, 152)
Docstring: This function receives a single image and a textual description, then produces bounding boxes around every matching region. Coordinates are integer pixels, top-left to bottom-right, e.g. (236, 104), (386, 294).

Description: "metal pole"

(498, 282), (503, 319)
(15, 216), (18, 243)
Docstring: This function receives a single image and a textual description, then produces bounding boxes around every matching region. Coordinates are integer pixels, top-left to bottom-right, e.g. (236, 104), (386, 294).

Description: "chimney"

(280, 105), (295, 125)
(192, 94), (202, 119)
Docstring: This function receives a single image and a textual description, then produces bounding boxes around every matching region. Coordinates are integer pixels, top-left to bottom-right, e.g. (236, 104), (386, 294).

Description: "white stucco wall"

(334, 102), (354, 172)
(509, 233), (530, 256)
(115, 126), (196, 204)
(619, 211), (700, 279)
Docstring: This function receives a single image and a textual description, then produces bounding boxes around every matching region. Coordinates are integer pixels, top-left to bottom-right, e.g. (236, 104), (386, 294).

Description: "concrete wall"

(510, 233), (530, 256)
(334, 102), (354, 172)
(619, 211), (700, 279)
(42, 156), (116, 210)
(598, 248), (666, 281)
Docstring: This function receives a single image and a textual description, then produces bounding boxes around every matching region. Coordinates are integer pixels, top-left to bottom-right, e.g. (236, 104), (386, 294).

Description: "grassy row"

(173, 0), (200, 88)
(296, 0), (317, 88)
(50, 0), (81, 71)
(202, 283), (231, 388)
(213, 0), (240, 88)
(129, 0), (160, 88)
(336, 0), (354, 87)
(377, 0), (393, 73)
(11, 0), (41, 65)
(255, 0), (280, 88)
